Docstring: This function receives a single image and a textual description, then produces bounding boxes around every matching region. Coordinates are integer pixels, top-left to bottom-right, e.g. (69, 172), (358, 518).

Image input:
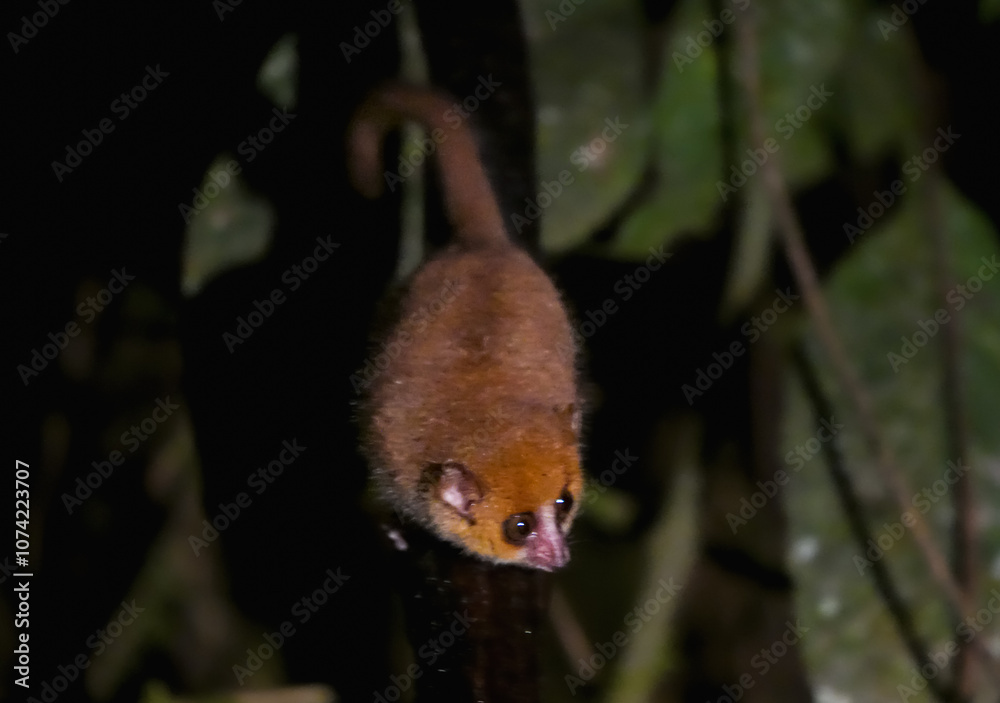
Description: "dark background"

(3, 0), (1000, 701)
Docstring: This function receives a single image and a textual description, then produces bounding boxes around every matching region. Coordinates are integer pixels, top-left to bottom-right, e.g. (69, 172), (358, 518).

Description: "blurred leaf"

(258, 34), (299, 110)
(180, 159), (274, 297)
(525, 0), (648, 252)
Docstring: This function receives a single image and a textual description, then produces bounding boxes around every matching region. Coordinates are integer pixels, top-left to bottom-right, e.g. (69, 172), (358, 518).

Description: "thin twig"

(791, 345), (954, 702)
(926, 166), (978, 696)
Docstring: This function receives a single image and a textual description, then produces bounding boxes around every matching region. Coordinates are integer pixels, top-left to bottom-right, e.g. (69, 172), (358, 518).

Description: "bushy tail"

(347, 83), (508, 248)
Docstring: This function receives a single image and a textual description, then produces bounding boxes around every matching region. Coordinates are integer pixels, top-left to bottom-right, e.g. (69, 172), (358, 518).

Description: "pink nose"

(527, 534), (569, 571)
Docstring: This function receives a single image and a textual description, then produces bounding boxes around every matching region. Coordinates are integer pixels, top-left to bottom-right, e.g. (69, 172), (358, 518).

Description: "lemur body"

(349, 84), (582, 570)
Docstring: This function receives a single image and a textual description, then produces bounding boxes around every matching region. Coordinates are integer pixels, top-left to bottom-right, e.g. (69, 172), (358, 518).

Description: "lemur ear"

(424, 461), (485, 518)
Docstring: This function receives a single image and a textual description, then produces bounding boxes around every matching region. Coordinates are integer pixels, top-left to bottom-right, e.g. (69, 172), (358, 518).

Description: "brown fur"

(349, 83), (583, 569)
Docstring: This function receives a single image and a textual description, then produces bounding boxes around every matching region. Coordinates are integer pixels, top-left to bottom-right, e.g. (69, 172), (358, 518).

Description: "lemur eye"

(502, 512), (537, 545)
(555, 488), (574, 523)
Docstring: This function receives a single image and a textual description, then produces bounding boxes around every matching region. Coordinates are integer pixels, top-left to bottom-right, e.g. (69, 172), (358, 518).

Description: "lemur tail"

(347, 83), (509, 248)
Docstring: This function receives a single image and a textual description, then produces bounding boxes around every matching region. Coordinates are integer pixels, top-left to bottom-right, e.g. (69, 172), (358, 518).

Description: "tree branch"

(791, 344), (954, 702)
